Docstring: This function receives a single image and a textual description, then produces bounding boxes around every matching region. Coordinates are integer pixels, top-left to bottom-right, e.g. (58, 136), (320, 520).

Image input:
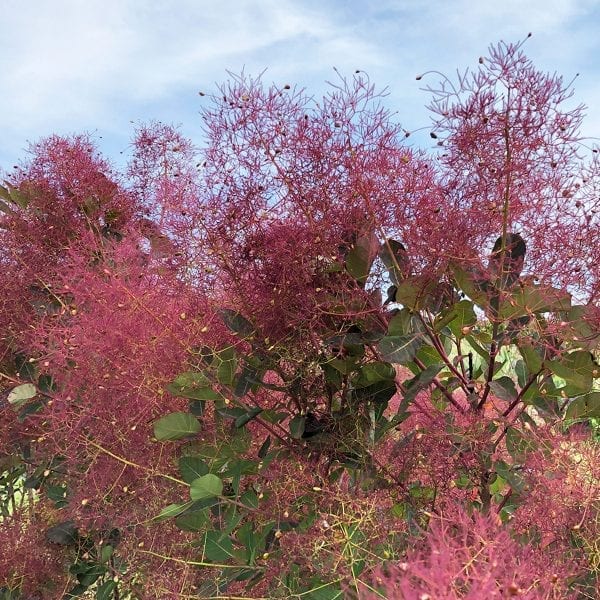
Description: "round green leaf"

(7, 383), (37, 407)
(235, 406), (263, 428)
(46, 520), (79, 545)
(200, 530), (235, 562)
(345, 243), (372, 283)
(190, 473), (223, 500)
(175, 507), (211, 531)
(167, 372), (221, 401)
(179, 455), (209, 483)
(377, 335), (422, 365)
(153, 412), (200, 441)
(289, 415), (306, 439)
(354, 362), (396, 388)
(220, 309), (255, 337)
(96, 580), (117, 600)
(154, 502), (193, 521)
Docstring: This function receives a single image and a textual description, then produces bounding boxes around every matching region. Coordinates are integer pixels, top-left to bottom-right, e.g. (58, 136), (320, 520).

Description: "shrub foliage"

(1, 39), (599, 599)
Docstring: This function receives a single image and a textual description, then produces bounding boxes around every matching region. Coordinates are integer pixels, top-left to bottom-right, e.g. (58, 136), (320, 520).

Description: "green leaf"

(65, 583), (88, 598)
(391, 501), (410, 519)
(240, 489), (260, 509)
(46, 484), (69, 507)
(7, 383), (37, 407)
(465, 334), (490, 360)
(566, 392), (600, 419)
(222, 458), (259, 479)
(377, 335), (422, 364)
(15, 353), (37, 380)
(387, 308), (413, 335)
(154, 502), (193, 521)
(0, 198), (17, 216)
(175, 507), (211, 531)
(353, 379), (397, 404)
(489, 377), (517, 403)
(189, 399), (205, 416)
(46, 521), (79, 545)
(217, 361), (236, 386)
(235, 406), (263, 428)
(100, 545), (114, 564)
(38, 374), (55, 394)
(494, 461), (525, 493)
(167, 372), (221, 401)
(327, 330), (383, 347)
(354, 362), (396, 388)
(258, 436), (271, 459)
(301, 579), (343, 600)
(234, 365), (259, 397)
(506, 427), (533, 461)
(547, 350), (598, 393)
(0, 184), (29, 209)
(216, 347), (238, 386)
(327, 357), (358, 374)
(190, 474), (223, 500)
(435, 300), (477, 336)
(345, 233), (377, 284)
(393, 276), (438, 311)
(289, 415), (306, 439)
(200, 530), (236, 562)
(379, 239), (410, 285)
(179, 455), (209, 483)
(217, 406), (247, 420)
(451, 263), (491, 307)
(259, 521), (276, 550)
(220, 309), (255, 337)
(345, 245), (371, 283)
(518, 339), (543, 373)
(77, 565), (105, 587)
(0, 183), (10, 201)
(322, 363), (343, 392)
(237, 521), (258, 564)
(414, 345), (443, 368)
(402, 365), (442, 404)
(96, 580), (117, 600)
(498, 284), (571, 320)
(153, 412), (200, 441)
(515, 359), (527, 388)
(562, 305), (600, 350)
(221, 504), (244, 534)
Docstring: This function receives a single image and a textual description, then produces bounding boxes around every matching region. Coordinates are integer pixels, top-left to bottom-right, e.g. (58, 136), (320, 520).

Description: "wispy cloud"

(1, 0), (598, 167)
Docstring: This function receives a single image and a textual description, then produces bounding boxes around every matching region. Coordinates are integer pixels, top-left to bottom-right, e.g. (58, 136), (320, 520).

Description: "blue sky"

(1, 0), (599, 170)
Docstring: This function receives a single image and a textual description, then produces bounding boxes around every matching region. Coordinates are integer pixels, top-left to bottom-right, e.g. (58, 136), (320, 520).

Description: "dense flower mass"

(365, 509), (578, 599)
(0, 39), (598, 599)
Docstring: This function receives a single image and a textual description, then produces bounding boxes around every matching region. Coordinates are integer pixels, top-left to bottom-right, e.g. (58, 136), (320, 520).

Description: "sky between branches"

(1, 0), (599, 168)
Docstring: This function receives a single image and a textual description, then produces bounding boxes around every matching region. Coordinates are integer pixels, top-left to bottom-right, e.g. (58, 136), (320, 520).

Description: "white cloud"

(0, 0), (598, 167)
(0, 0), (374, 163)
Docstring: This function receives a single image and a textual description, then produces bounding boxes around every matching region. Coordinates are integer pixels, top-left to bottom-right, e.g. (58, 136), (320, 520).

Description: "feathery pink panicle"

(6, 135), (135, 249)
(25, 237), (223, 528)
(127, 123), (207, 275)
(0, 136), (227, 590)
(385, 394), (493, 510)
(365, 509), (576, 599)
(427, 39), (599, 298)
(0, 135), (138, 353)
(219, 218), (380, 343)
(0, 513), (68, 598)
(511, 426), (599, 559)
(197, 72), (475, 331)
(1, 43), (599, 598)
